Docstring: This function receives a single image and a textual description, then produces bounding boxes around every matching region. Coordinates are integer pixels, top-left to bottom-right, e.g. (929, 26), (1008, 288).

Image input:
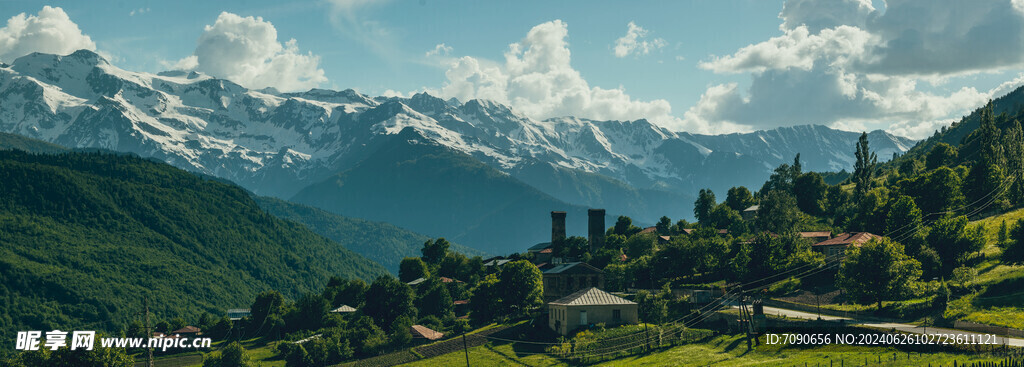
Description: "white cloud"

(699, 25), (876, 74)
(425, 43), (452, 58)
(0, 6), (96, 63)
(684, 0), (1024, 139)
(436, 20), (673, 126)
(613, 22), (666, 58)
(170, 12), (326, 92)
(129, 8), (150, 16)
(779, 0), (875, 33)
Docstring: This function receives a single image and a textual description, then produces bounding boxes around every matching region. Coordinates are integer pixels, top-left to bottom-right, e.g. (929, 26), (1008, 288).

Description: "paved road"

(753, 305), (1024, 347)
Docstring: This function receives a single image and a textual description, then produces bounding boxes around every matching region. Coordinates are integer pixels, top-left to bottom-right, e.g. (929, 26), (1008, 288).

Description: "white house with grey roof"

(548, 287), (638, 335)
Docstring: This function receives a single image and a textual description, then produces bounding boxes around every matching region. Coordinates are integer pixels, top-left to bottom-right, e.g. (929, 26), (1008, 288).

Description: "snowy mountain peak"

(0, 50), (917, 204)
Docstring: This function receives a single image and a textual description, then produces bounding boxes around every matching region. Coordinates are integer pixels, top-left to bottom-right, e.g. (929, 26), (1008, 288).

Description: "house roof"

(484, 259), (511, 266)
(658, 235), (671, 242)
(744, 205), (760, 212)
(638, 226), (658, 234)
(440, 276), (462, 283)
(539, 248), (553, 254)
(527, 242), (554, 252)
(411, 325), (445, 340)
(407, 277), (427, 285)
(799, 231), (832, 238)
(542, 262), (603, 275)
(680, 229), (727, 235)
(330, 305), (357, 313)
(812, 232), (880, 247)
(549, 287), (637, 306)
(453, 300), (469, 305)
(171, 326), (201, 334)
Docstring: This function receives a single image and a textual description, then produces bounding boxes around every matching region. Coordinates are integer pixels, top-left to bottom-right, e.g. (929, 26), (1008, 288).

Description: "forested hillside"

(255, 196), (485, 273)
(0, 150), (387, 347)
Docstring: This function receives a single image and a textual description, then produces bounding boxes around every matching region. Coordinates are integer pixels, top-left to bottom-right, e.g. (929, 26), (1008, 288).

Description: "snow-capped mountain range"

(0, 50), (914, 228)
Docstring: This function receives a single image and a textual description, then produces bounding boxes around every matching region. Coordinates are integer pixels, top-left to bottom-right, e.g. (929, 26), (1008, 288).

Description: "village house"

(742, 205), (759, 221)
(329, 305), (357, 314)
(811, 232), (881, 258)
(799, 231), (832, 243)
(410, 325), (445, 341)
(542, 262), (605, 302)
(548, 287), (638, 335)
(226, 308), (251, 321)
(170, 326), (201, 338)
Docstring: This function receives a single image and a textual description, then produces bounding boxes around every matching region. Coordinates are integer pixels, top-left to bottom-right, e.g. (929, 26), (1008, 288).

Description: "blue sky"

(3, 0), (1024, 139)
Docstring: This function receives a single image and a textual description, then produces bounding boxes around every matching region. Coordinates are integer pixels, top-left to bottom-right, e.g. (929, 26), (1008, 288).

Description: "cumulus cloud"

(0, 6), (96, 63)
(436, 20), (673, 125)
(685, 0), (1024, 139)
(779, 0), (875, 33)
(613, 22), (667, 58)
(170, 12), (326, 92)
(425, 43), (452, 57)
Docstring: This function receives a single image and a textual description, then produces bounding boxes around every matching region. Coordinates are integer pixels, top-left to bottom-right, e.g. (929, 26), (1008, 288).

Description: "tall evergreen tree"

(853, 132), (877, 200)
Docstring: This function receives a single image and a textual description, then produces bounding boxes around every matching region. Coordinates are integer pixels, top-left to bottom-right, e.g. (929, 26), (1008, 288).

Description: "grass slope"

(400, 334), (1003, 367)
(0, 150), (387, 347)
(254, 196), (485, 273)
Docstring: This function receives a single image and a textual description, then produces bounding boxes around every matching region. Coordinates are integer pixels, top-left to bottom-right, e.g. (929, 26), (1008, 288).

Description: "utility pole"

(462, 332), (470, 367)
(144, 297), (154, 367)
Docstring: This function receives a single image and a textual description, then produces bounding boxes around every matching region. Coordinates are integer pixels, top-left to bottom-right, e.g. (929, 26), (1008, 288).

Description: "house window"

(612, 309), (621, 322)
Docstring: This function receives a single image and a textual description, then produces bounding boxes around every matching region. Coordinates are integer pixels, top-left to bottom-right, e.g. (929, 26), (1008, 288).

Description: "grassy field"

(399, 334), (1007, 367)
(956, 211), (1024, 329)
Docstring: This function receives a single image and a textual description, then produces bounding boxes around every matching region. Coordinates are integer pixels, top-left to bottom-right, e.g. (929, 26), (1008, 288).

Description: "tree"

(999, 220), (1010, 248)
(294, 293), (329, 331)
(885, 196), (922, 236)
(421, 238), (450, 266)
(635, 289), (669, 324)
(399, 257), (430, 283)
(204, 342), (254, 367)
(925, 143), (958, 171)
(613, 216), (641, 236)
(793, 172), (827, 215)
(323, 277), (368, 308)
(885, 195), (925, 255)
(837, 238), (922, 311)
(1003, 219), (1024, 264)
(853, 132), (878, 199)
(792, 153), (802, 176)
(705, 203), (742, 232)
(694, 189), (716, 223)
(755, 190), (799, 234)
(726, 186), (756, 211)
(655, 216), (672, 235)
(250, 291), (286, 328)
(901, 167), (964, 214)
(363, 276), (416, 331)
(497, 260), (543, 316)
(388, 315), (414, 347)
(469, 274), (502, 324)
(927, 215), (984, 274)
(415, 277), (454, 319)
(552, 236), (589, 260)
